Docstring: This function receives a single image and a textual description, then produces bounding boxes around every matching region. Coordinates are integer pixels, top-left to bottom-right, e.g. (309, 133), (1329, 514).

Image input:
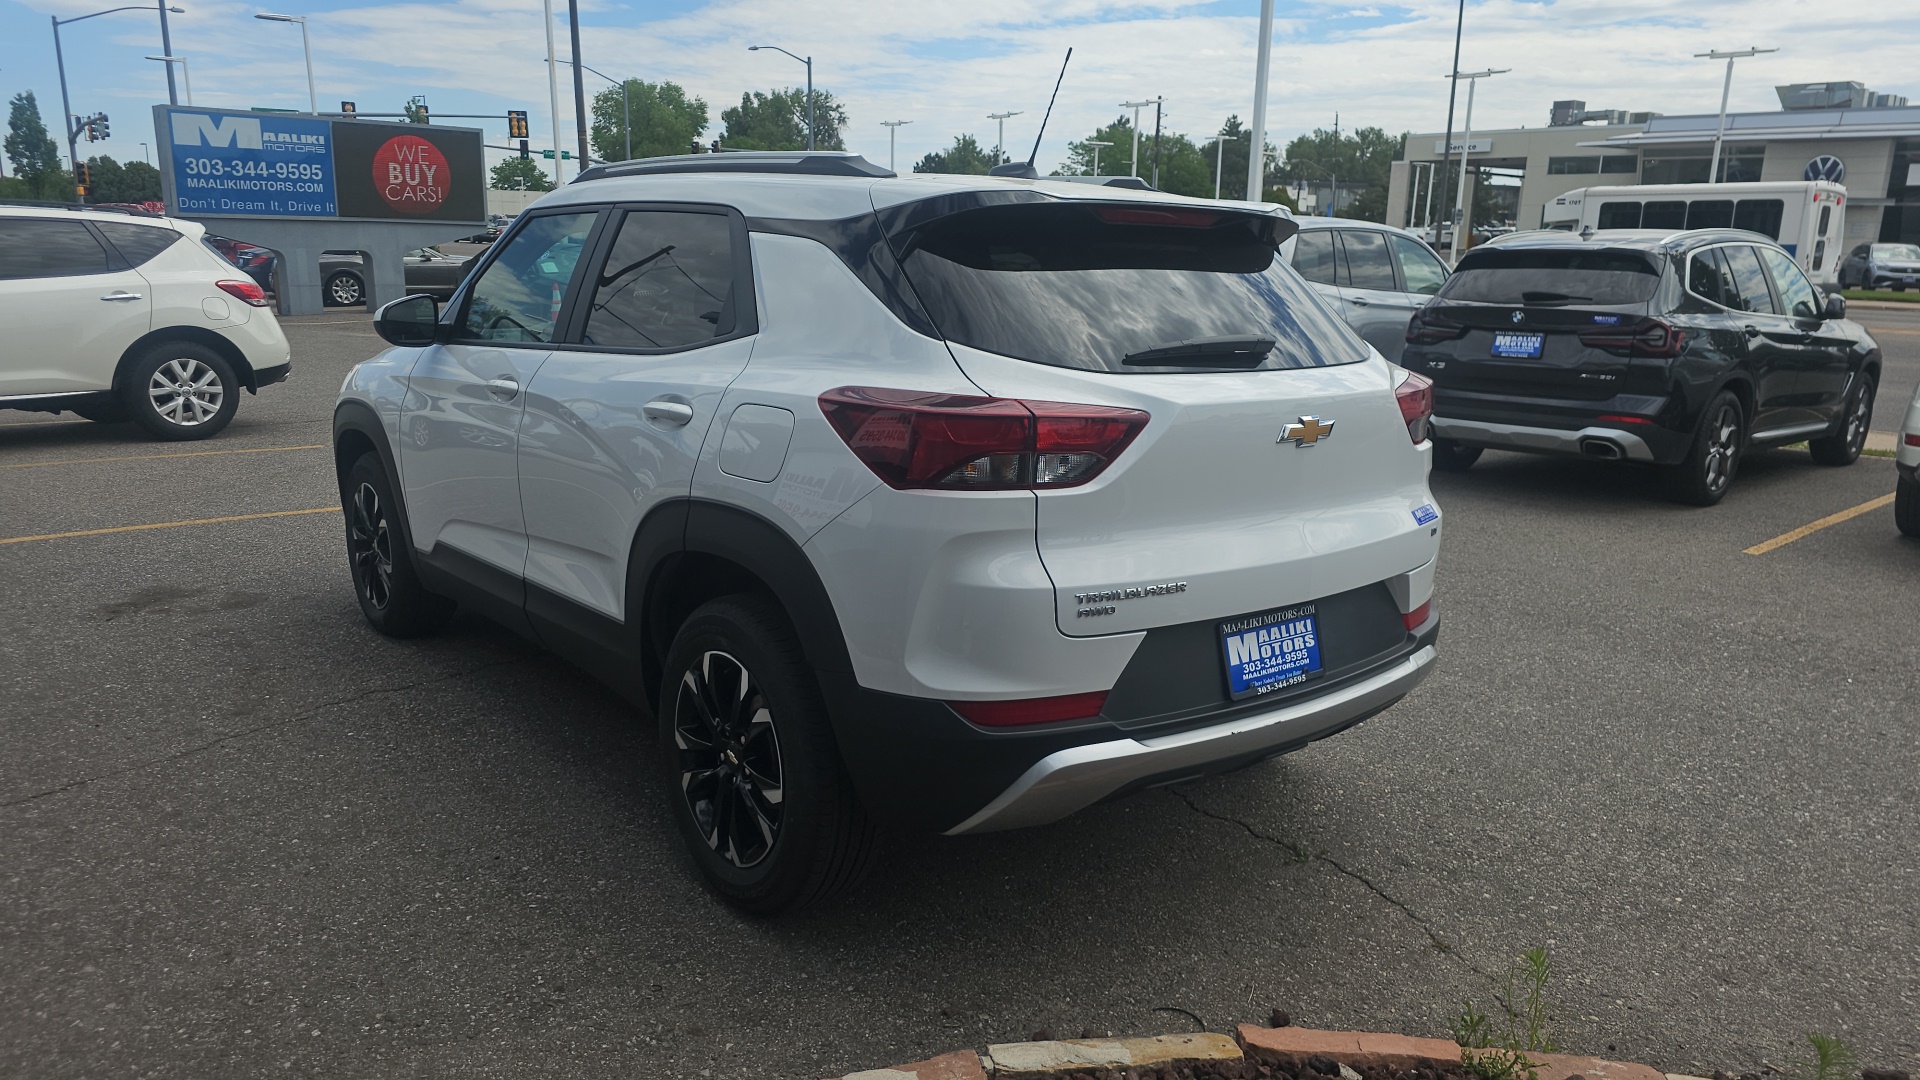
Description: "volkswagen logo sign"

(1511, 310), (1525, 324)
(1804, 155), (1846, 184)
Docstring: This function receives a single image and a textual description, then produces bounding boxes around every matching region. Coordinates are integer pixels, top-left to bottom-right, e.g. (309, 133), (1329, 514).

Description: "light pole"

(145, 55), (192, 105)
(880, 119), (911, 172)
(253, 13), (315, 115)
(560, 59), (627, 162)
(1695, 46), (1777, 184)
(1245, 0), (1274, 202)
(139, 141), (150, 165)
(542, 0), (562, 182)
(51, 5), (185, 181)
(1435, 0), (1465, 247)
(987, 111), (1023, 166)
(749, 45), (814, 151)
(1447, 67), (1508, 262)
(1084, 139), (1112, 177)
(1203, 133), (1232, 200)
(1119, 99), (1154, 177)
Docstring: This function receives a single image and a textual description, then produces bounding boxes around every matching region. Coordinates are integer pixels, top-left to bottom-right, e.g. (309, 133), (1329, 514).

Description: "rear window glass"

(1437, 249), (1662, 306)
(94, 221), (181, 267)
(895, 204), (1366, 373)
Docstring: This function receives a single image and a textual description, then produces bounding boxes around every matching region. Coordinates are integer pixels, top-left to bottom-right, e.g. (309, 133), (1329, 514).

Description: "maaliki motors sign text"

(157, 106), (484, 222)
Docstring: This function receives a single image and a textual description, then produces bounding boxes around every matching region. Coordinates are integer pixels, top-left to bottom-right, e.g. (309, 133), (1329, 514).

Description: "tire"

(1898, 475), (1920, 539)
(659, 594), (880, 914)
(1430, 437), (1482, 473)
(342, 452), (455, 637)
(1809, 374), (1874, 467)
(1667, 391), (1744, 506)
(121, 342), (238, 441)
(325, 271), (365, 307)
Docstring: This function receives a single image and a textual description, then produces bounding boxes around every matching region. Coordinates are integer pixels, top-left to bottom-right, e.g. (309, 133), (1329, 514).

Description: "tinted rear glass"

(1437, 248), (1662, 306)
(95, 221), (182, 267)
(895, 203), (1366, 373)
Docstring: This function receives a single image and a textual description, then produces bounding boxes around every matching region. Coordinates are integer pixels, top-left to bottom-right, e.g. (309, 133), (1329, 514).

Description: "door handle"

(99, 291), (143, 302)
(1742, 325), (1762, 338)
(643, 399), (694, 426)
(1348, 297), (1371, 306)
(484, 377), (520, 400)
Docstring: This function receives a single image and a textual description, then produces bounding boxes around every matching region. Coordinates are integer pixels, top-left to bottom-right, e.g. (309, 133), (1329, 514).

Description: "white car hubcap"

(148, 358), (224, 427)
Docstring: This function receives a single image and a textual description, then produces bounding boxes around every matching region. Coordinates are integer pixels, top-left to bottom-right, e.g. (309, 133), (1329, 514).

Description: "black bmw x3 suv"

(1402, 229), (1881, 504)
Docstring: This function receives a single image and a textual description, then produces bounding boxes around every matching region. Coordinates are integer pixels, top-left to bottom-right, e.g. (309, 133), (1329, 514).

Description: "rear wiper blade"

(1519, 291), (1592, 305)
(1122, 336), (1275, 367)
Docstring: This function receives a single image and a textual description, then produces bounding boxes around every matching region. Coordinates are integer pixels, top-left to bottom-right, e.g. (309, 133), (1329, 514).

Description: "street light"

(51, 5), (185, 185)
(1119, 99), (1155, 177)
(1202, 133), (1236, 200)
(560, 58), (627, 162)
(145, 55), (192, 106)
(1084, 139), (1112, 178)
(987, 110), (1022, 166)
(749, 45), (813, 151)
(1695, 46), (1778, 184)
(1245, 0), (1274, 202)
(880, 119), (911, 173)
(1445, 67), (1508, 263)
(253, 13), (316, 115)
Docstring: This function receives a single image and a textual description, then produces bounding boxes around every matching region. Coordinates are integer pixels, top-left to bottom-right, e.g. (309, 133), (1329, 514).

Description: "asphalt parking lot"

(3, 311), (1916, 1079)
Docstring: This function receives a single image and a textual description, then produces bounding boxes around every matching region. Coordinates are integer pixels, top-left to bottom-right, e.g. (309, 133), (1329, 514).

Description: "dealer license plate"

(1219, 603), (1322, 701)
(1491, 331), (1545, 359)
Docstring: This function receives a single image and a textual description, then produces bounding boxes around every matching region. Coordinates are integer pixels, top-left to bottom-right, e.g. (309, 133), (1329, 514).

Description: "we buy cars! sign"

(155, 105), (484, 223)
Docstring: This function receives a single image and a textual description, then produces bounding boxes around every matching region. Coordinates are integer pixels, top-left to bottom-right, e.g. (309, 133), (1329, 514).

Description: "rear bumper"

(249, 361), (292, 391)
(1431, 416), (1661, 462)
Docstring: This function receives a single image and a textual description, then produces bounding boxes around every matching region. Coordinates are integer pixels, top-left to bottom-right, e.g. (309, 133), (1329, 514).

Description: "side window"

(1290, 229), (1342, 286)
(0, 220), (113, 280)
(458, 212), (598, 342)
(1732, 199), (1784, 240)
(1389, 233), (1448, 295)
(580, 210), (738, 349)
(1596, 202), (1642, 229)
(1340, 229), (1398, 290)
(1719, 244), (1777, 315)
(1685, 200), (1733, 230)
(1758, 246), (1819, 319)
(1641, 201), (1688, 230)
(94, 222), (182, 267)
(1688, 250), (1734, 307)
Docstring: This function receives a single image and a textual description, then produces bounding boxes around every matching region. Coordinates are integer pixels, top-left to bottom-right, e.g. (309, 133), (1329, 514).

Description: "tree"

(81, 156), (162, 202)
(489, 156), (555, 191)
(719, 88), (846, 151)
(913, 134), (996, 175)
(1059, 116), (1138, 177)
(591, 79), (707, 162)
(6, 91), (66, 199)
(1278, 125), (1403, 221)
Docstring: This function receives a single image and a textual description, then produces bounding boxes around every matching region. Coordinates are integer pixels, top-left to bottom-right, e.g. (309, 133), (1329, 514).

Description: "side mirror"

(1822, 291), (1847, 321)
(374, 293), (440, 347)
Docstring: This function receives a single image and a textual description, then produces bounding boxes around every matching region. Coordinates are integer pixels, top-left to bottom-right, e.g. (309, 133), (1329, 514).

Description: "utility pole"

(1245, 0), (1274, 202)
(568, 0), (589, 166)
(987, 111), (1023, 166)
(1696, 46), (1777, 183)
(1120, 99), (1154, 177)
(880, 119), (911, 172)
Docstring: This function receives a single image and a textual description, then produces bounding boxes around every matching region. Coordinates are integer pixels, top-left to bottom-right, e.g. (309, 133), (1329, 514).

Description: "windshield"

(1437, 248), (1662, 306)
(1872, 244), (1920, 260)
(893, 203), (1367, 373)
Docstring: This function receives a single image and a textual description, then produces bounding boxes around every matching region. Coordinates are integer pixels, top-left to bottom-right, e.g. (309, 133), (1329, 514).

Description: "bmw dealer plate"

(1220, 603), (1322, 701)
(1491, 331), (1545, 359)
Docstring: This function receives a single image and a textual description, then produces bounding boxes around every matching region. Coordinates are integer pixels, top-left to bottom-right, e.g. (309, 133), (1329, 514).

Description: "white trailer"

(1540, 181), (1848, 286)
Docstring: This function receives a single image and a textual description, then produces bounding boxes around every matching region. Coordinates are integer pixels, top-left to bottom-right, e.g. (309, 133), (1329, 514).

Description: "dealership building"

(1385, 81), (1920, 251)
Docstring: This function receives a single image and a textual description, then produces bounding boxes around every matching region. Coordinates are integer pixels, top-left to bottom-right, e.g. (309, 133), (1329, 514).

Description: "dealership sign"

(155, 106), (484, 223)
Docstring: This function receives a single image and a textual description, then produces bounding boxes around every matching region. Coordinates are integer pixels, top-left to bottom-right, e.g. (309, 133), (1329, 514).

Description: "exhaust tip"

(1579, 438), (1624, 460)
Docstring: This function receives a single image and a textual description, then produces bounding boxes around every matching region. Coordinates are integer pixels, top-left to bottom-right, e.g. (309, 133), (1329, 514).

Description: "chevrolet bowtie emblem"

(1279, 416), (1336, 447)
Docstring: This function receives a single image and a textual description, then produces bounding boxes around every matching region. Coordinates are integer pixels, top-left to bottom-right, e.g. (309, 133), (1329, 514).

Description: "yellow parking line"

(1, 443), (325, 470)
(0, 507), (338, 546)
(1744, 494), (1897, 555)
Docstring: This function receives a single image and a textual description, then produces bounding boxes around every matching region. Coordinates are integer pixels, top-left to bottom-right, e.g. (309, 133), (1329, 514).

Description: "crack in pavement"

(1168, 786), (1495, 982)
(1, 657), (529, 810)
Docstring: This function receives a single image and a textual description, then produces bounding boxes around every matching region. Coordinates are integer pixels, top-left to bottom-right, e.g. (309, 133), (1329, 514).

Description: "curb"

(831, 1024), (1667, 1080)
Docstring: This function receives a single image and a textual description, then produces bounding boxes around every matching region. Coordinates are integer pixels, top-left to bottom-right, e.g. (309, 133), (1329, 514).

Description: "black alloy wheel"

(1669, 391), (1744, 506)
(673, 651), (786, 870)
(1809, 375), (1874, 467)
(341, 452), (455, 636)
(349, 481), (396, 612)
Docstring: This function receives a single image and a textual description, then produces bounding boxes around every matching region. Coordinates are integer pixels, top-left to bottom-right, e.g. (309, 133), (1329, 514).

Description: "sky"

(3, 0), (1917, 181)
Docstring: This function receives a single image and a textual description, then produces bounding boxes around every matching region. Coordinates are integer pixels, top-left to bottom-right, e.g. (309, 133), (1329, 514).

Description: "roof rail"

(572, 151), (895, 184)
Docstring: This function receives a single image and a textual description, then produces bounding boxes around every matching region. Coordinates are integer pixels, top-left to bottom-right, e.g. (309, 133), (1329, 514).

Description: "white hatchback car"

(333, 153), (1443, 912)
(1897, 379), (1920, 537)
(0, 206), (291, 439)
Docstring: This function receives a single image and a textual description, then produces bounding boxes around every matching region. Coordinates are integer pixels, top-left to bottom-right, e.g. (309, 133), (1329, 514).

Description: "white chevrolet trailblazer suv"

(0, 206), (290, 439)
(331, 153), (1443, 912)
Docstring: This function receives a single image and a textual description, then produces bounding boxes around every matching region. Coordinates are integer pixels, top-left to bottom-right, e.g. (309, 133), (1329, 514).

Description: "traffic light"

(94, 114), (108, 140)
(507, 110), (529, 139)
(76, 162), (93, 187)
(518, 139), (529, 160)
(340, 101), (357, 115)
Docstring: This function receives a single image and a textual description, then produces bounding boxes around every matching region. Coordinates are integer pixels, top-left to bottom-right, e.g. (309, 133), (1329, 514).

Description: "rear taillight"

(1906, 433), (1920, 447)
(949, 691), (1109, 727)
(1395, 370), (1433, 444)
(819, 387), (1148, 490)
(1405, 308), (1466, 344)
(1402, 600), (1432, 630)
(1093, 206), (1221, 228)
(1578, 319), (1686, 357)
(216, 279), (269, 307)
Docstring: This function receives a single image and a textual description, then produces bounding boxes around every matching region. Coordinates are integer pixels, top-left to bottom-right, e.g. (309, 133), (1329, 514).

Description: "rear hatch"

(888, 198), (1437, 637)
(1410, 247), (1663, 401)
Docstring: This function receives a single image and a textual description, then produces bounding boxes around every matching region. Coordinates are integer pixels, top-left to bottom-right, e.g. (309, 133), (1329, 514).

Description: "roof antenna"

(988, 47), (1071, 179)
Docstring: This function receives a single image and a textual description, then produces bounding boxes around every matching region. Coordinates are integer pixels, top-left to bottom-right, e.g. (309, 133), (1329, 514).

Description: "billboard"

(156, 105), (484, 223)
